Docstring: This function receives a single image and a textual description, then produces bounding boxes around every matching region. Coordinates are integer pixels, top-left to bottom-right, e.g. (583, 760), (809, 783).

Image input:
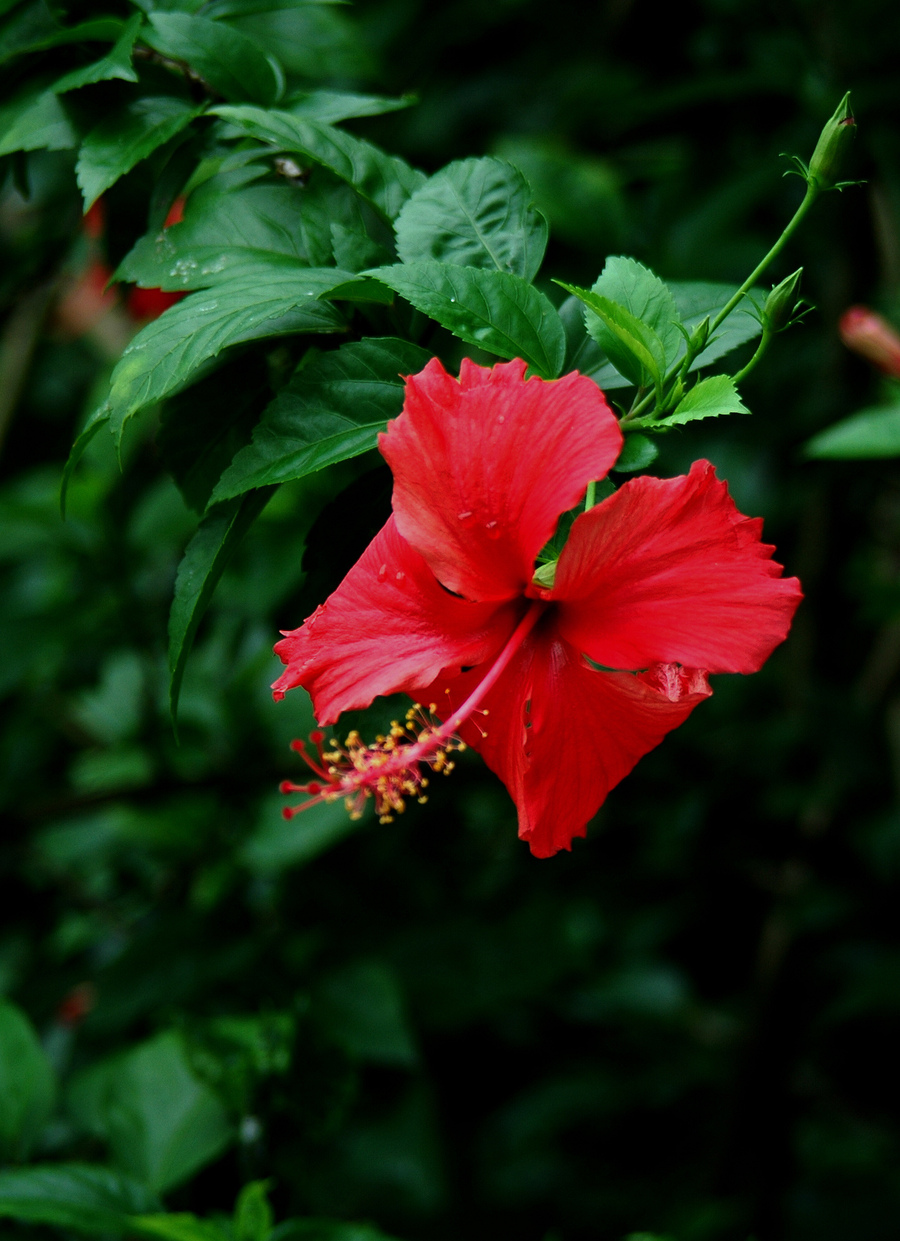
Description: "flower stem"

(732, 328), (773, 385)
(709, 180), (819, 333)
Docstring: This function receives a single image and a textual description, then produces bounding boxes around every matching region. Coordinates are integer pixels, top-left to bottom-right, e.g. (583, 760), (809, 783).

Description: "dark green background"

(3, 1), (900, 1238)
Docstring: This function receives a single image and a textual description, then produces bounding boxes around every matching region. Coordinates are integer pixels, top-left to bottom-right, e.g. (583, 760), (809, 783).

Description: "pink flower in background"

(274, 358), (802, 857)
(839, 306), (900, 378)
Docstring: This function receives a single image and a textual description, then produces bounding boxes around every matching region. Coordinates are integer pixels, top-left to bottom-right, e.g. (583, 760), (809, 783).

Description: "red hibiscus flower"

(273, 358), (802, 858)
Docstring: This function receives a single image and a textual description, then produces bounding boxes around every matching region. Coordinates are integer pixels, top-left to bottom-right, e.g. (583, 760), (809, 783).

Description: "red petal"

(272, 516), (519, 723)
(428, 625), (711, 858)
(553, 460), (803, 674)
(381, 357), (623, 602)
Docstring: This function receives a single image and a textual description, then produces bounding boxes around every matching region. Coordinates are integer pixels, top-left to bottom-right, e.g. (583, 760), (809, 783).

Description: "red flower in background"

(274, 359), (802, 857)
(839, 306), (900, 378)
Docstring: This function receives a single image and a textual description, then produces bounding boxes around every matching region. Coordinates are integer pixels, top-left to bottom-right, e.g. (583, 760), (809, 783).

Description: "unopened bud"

(808, 92), (856, 191)
(688, 316), (710, 355)
(764, 268), (803, 333)
(839, 305), (900, 378)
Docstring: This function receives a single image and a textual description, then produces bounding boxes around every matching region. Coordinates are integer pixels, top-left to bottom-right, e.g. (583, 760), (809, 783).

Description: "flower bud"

(839, 305), (900, 378)
(764, 268), (803, 333)
(808, 92), (856, 191)
(688, 316), (710, 356)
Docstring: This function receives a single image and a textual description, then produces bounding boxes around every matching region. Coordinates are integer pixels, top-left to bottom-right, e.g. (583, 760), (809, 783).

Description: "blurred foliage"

(2, 1), (900, 1240)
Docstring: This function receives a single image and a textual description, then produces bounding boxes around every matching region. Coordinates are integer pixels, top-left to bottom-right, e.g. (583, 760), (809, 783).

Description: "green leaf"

(613, 433), (658, 471)
(660, 373), (750, 427)
(168, 490), (274, 719)
(61, 404), (110, 518)
(212, 104), (425, 220)
(0, 1164), (161, 1236)
(284, 89), (415, 124)
(143, 13), (282, 105)
(0, 85), (77, 156)
(668, 280), (763, 368)
(317, 960), (417, 1067)
(212, 337), (431, 501)
(234, 1180), (274, 1241)
(367, 261), (566, 378)
(68, 1031), (233, 1195)
(158, 352), (269, 512)
(589, 255), (683, 365)
(557, 279), (665, 390)
(395, 156), (547, 282)
(103, 269), (348, 446)
(0, 999), (55, 1160)
(53, 13), (141, 92)
(77, 96), (205, 210)
(129, 1214), (232, 1241)
(804, 402), (900, 459)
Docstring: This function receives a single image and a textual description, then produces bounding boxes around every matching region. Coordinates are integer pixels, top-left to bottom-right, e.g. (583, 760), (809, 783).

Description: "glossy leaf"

(0, 1164), (160, 1236)
(68, 1031), (232, 1194)
(284, 89), (415, 124)
(0, 999), (55, 1160)
(169, 490), (274, 718)
(77, 96), (205, 210)
(558, 279), (665, 390)
(212, 337), (432, 501)
(143, 13), (282, 105)
(270, 1222), (403, 1241)
(0, 86), (77, 156)
(103, 269), (349, 446)
(588, 256), (683, 364)
(212, 104), (425, 220)
(157, 353), (269, 513)
(613, 433), (659, 471)
(661, 373), (749, 427)
(395, 156), (547, 281)
(804, 402), (900, 459)
(53, 13), (141, 93)
(367, 260), (566, 378)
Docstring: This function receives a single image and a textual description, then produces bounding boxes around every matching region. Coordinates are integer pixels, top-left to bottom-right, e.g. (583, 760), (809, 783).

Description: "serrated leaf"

(0, 85), (77, 156)
(395, 156), (547, 282)
(558, 279), (665, 390)
(169, 490), (274, 717)
(653, 374), (749, 428)
(77, 96), (205, 210)
(53, 12), (141, 93)
(212, 337), (431, 501)
(0, 1164), (161, 1236)
(104, 269), (349, 446)
(284, 89), (415, 124)
(367, 261), (566, 378)
(0, 999), (55, 1160)
(158, 353), (269, 512)
(589, 256), (683, 365)
(804, 402), (900, 459)
(212, 104), (425, 220)
(68, 1031), (232, 1194)
(129, 1214), (232, 1241)
(668, 280), (763, 368)
(143, 13), (282, 105)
